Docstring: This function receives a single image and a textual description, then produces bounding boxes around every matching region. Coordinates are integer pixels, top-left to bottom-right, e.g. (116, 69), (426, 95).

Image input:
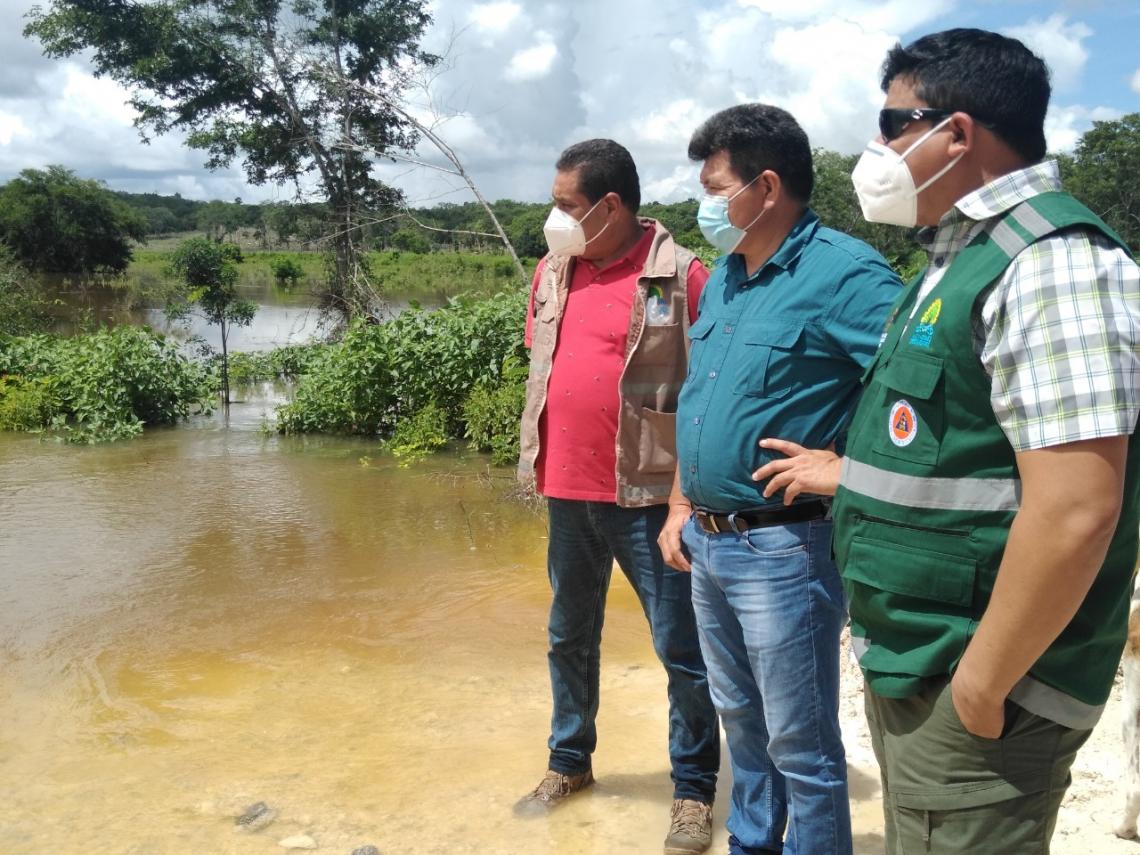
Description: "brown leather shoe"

(664, 798), (713, 854)
(513, 769), (595, 815)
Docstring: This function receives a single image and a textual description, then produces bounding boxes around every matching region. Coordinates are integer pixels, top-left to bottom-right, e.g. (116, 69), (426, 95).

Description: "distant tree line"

(0, 114), (1136, 283)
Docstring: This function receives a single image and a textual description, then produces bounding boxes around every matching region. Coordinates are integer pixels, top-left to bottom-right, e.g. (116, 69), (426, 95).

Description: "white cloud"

(504, 34), (557, 81)
(737, 0), (953, 33)
(0, 110), (29, 146)
(467, 1), (520, 34)
(59, 65), (138, 125)
(1004, 14), (1092, 92)
(1132, 68), (1140, 94)
(7, 0), (1128, 208)
(1044, 103), (1120, 153)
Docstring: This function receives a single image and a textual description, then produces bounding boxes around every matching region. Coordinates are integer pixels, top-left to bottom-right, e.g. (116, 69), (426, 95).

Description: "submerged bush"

(383, 402), (450, 463)
(462, 355), (527, 466)
(0, 326), (215, 442)
(224, 343), (328, 384)
(0, 376), (58, 431)
(277, 288), (528, 455)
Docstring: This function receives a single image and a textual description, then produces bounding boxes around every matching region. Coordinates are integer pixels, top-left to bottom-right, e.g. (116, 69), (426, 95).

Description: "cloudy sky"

(1, 0), (1137, 207)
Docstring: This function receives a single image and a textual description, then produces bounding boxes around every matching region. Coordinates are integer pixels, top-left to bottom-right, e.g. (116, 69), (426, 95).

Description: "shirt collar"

(578, 223), (654, 277)
(918, 160), (1061, 251)
(954, 159), (1061, 221)
(723, 208), (820, 281)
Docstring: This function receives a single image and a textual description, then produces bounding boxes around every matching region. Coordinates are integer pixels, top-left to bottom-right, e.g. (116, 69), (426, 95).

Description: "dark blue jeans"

(544, 498), (720, 802)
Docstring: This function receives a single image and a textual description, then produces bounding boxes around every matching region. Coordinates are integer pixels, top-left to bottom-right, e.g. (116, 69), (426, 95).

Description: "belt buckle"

(697, 511), (722, 534)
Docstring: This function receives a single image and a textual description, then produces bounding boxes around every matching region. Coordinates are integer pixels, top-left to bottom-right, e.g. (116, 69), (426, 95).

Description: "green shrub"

(463, 356), (527, 465)
(277, 288), (529, 451)
(0, 246), (51, 336)
(0, 376), (58, 431)
(270, 256), (305, 287)
(0, 326), (215, 442)
(383, 402), (450, 463)
(225, 343), (328, 384)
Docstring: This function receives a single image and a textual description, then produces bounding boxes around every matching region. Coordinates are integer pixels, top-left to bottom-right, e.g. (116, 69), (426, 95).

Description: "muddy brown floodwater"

(0, 385), (715, 854)
(1, 384), (1133, 854)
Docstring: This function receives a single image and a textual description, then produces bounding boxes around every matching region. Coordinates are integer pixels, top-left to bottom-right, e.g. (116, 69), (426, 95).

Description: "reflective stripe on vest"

(849, 631), (1104, 729)
(841, 457), (1022, 512)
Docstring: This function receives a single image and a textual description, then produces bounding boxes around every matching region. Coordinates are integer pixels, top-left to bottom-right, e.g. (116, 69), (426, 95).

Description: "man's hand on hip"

(753, 438), (841, 503)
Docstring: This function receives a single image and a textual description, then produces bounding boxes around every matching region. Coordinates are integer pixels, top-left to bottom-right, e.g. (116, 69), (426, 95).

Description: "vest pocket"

(635, 407), (677, 475)
(736, 322), (804, 399)
(871, 352), (945, 466)
(844, 516), (976, 679)
(635, 322), (684, 366)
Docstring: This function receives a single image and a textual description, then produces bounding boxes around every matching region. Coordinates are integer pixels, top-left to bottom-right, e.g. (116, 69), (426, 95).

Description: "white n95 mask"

(542, 198), (609, 256)
(851, 117), (962, 227)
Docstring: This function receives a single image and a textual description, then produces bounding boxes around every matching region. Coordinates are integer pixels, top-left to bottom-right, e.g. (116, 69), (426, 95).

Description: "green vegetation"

(2, 114), (1135, 458)
(276, 288), (527, 446)
(167, 238), (256, 403)
(0, 248), (51, 336)
(1061, 113), (1140, 253)
(463, 356), (528, 465)
(0, 326), (214, 442)
(0, 165), (147, 273)
(224, 344), (328, 385)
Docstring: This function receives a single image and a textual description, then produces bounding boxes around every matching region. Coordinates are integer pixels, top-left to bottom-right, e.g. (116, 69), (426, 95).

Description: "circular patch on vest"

(888, 399), (918, 447)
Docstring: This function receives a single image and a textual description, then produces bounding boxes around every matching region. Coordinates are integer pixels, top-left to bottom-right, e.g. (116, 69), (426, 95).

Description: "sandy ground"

(837, 630), (1140, 854)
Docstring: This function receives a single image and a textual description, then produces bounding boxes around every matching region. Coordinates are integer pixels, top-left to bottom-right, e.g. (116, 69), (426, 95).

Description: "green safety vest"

(832, 191), (1140, 728)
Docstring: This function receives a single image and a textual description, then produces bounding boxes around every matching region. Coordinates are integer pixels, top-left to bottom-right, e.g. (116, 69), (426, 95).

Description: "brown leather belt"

(693, 500), (828, 534)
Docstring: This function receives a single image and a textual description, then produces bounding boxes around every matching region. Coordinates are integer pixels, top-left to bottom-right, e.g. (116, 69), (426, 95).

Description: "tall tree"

(1063, 113), (1140, 253)
(0, 165), (147, 273)
(26, 0), (437, 315)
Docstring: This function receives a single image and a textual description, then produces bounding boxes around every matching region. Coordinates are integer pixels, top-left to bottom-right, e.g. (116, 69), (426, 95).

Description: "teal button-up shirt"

(677, 209), (902, 512)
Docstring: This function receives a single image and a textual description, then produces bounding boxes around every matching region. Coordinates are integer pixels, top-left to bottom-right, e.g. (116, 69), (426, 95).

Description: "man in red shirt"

(516, 139), (719, 855)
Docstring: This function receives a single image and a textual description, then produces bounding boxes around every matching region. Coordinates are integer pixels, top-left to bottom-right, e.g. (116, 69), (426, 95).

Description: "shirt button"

(693, 417), (701, 425)
(689, 465), (696, 473)
(708, 371), (717, 379)
(724, 324), (734, 334)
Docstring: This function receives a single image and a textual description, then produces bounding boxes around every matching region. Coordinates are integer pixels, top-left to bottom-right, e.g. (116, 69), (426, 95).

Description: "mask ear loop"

(581, 195), (611, 247)
(719, 172), (766, 232)
(900, 116), (963, 196)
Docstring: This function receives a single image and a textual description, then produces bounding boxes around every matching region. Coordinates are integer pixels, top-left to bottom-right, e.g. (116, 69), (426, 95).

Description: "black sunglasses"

(878, 107), (955, 142)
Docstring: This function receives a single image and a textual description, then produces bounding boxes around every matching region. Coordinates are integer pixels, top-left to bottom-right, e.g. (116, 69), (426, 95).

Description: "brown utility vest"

(518, 218), (697, 508)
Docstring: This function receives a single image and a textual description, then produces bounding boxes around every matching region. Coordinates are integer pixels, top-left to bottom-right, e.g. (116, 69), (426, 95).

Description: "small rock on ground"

(235, 801), (278, 832)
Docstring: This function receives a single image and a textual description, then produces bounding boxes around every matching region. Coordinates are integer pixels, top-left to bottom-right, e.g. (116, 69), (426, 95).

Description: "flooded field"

(0, 389), (730, 854)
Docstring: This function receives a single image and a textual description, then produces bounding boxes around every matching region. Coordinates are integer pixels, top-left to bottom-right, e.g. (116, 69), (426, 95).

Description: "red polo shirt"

(525, 226), (708, 502)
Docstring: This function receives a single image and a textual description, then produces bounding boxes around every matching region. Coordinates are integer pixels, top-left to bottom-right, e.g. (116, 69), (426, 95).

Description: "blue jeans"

(683, 515), (850, 854)
(545, 498), (720, 802)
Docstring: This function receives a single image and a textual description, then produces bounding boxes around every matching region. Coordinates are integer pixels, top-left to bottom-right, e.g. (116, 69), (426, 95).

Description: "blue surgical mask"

(697, 174), (765, 253)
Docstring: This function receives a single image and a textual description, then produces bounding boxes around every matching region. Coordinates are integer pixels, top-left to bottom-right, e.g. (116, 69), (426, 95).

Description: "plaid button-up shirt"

(912, 160), (1140, 451)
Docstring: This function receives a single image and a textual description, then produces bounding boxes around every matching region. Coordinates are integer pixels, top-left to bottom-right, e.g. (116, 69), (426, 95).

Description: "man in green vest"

(753, 28), (1140, 852)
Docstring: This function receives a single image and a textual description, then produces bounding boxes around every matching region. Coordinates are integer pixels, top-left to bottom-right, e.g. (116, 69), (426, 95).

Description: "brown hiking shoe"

(664, 798), (713, 854)
(513, 769), (595, 816)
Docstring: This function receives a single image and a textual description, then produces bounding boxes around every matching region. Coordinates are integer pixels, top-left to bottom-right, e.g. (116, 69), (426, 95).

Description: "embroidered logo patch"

(908, 298), (942, 348)
(888, 400), (918, 447)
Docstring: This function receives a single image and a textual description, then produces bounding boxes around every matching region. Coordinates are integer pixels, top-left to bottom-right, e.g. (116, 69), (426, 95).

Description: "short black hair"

(687, 104), (814, 203)
(880, 28), (1051, 163)
(555, 139), (641, 212)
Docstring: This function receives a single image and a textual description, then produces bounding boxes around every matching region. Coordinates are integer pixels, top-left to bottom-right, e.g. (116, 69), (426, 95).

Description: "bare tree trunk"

(220, 317), (230, 406)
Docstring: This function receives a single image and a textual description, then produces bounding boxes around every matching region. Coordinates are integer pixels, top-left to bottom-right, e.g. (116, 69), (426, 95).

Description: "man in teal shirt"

(658, 104), (901, 855)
